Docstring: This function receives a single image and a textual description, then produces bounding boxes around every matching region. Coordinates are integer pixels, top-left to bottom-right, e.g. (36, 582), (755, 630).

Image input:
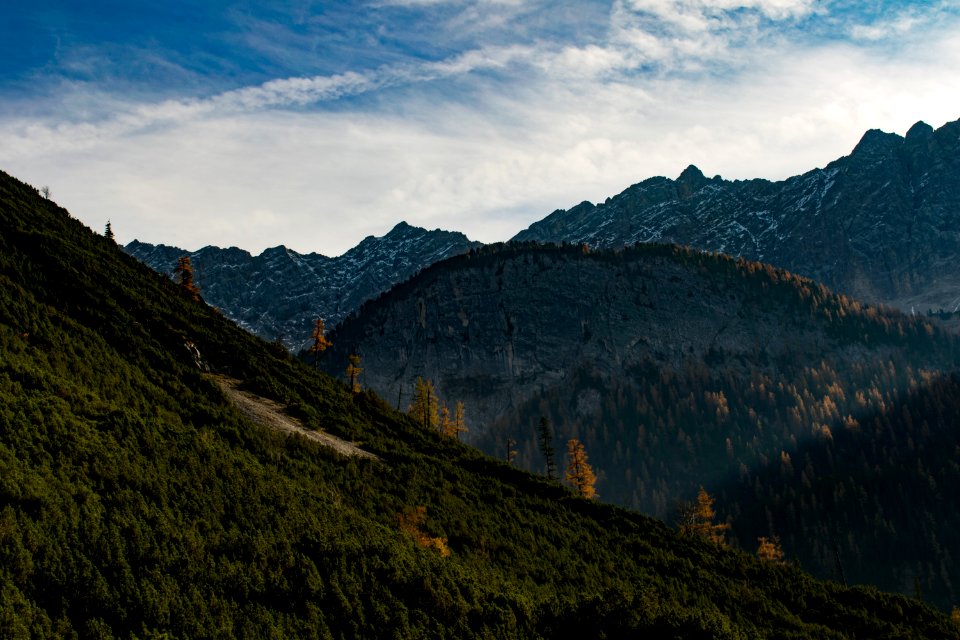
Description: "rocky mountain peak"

(676, 164), (709, 198)
(850, 127), (902, 158)
(906, 120), (934, 140)
(512, 117), (960, 314)
(125, 223), (481, 348)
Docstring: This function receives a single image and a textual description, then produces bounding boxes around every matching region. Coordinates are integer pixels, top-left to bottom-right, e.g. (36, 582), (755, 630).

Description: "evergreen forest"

(1, 168), (959, 638)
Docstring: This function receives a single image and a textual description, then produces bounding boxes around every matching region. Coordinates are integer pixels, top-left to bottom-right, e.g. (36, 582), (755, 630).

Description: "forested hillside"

(2, 173), (958, 637)
(326, 242), (960, 608)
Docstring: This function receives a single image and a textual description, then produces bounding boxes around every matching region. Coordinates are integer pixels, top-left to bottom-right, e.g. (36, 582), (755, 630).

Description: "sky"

(1, 1), (959, 256)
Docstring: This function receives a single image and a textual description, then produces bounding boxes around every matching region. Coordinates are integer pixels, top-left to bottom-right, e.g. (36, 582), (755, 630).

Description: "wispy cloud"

(1, 1), (959, 256)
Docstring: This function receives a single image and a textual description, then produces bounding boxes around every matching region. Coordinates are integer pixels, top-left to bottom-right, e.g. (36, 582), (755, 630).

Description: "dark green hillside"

(1, 170), (957, 638)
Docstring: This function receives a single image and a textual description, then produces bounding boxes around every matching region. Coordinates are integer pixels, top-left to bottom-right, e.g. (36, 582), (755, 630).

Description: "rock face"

(513, 119), (960, 313)
(323, 243), (947, 436)
(125, 222), (481, 348)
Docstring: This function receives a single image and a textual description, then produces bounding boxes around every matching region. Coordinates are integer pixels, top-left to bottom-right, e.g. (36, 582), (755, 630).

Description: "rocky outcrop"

(125, 222), (480, 348)
(324, 243), (949, 438)
(513, 119), (960, 314)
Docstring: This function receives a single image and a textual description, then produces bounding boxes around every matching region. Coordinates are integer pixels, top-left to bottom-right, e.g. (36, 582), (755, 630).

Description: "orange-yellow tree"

(441, 401), (468, 440)
(679, 486), (729, 544)
(757, 536), (785, 564)
(309, 319), (332, 369)
(174, 256), (200, 300)
(408, 377), (439, 430)
(565, 438), (597, 499)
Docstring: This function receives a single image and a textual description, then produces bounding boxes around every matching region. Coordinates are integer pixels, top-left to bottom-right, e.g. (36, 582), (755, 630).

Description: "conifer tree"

(536, 416), (557, 480)
(757, 536), (785, 564)
(345, 354), (363, 393)
(408, 377), (439, 430)
(565, 438), (598, 499)
(439, 404), (452, 436)
(506, 438), (518, 465)
(309, 319), (332, 369)
(104, 220), (114, 241)
(438, 401), (468, 440)
(679, 486), (729, 544)
(174, 256), (200, 300)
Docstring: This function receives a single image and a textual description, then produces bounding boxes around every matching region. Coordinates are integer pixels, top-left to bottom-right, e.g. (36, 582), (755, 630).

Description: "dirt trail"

(212, 375), (380, 461)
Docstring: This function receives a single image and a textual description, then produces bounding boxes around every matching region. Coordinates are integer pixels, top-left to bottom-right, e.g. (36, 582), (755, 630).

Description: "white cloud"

(2, 2), (959, 257)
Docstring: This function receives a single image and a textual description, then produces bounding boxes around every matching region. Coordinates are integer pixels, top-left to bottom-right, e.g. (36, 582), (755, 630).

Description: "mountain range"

(514, 119), (960, 315)
(7, 169), (958, 636)
(125, 222), (480, 349)
(128, 118), (960, 349)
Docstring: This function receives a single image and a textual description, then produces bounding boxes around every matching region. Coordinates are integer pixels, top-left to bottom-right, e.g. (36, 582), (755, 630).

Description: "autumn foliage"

(565, 438), (597, 499)
(173, 255), (200, 300)
(398, 506), (450, 557)
(757, 536), (786, 564)
(679, 487), (729, 544)
(309, 318), (332, 368)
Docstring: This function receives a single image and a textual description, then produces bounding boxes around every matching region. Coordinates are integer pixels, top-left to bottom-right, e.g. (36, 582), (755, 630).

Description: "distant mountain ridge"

(125, 221), (481, 348)
(513, 118), (960, 314)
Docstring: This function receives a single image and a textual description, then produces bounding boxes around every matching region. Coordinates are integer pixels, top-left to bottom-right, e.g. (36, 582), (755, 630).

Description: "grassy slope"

(0, 170), (956, 638)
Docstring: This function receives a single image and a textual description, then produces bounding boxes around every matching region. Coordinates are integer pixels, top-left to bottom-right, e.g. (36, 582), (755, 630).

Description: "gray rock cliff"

(125, 222), (481, 348)
(513, 118), (960, 314)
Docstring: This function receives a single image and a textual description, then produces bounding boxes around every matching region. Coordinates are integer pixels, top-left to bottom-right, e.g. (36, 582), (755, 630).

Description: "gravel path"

(213, 375), (380, 461)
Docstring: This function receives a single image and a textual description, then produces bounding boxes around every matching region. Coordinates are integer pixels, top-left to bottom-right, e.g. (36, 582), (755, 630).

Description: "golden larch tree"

(679, 486), (730, 544)
(407, 377), (439, 430)
(757, 536), (785, 564)
(174, 255), (200, 300)
(309, 318), (333, 369)
(441, 401), (468, 440)
(439, 404), (453, 436)
(564, 438), (597, 499)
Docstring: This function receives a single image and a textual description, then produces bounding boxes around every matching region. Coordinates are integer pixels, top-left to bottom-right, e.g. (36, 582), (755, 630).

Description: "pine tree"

(408, 377), (439, 430)
(565, 438), (598, 499)
(309, 319), (332, 369)
(345, 354), (363, 393)
(174, 256), (200, 300)
(536, 416), (557, 480)
(104, 220), (114, 241)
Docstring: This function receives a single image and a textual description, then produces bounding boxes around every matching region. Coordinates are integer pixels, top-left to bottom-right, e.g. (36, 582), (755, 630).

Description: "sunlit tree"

(679, 486), (729, 545)
(565, 438), (597, 499)
(757, 536), (785, 564)
(408, 377), (439, 430)
(174, 256), (201, 300)
(309, 319), (332, 369)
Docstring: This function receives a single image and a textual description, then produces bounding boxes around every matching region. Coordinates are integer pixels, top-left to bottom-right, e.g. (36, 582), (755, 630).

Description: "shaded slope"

(325, 241), (960, 607)
(513, 119), (960, 314)
(1, 170), (958, 637)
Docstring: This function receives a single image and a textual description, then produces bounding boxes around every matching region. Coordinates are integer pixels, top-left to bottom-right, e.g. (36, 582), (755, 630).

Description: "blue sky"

(2, 1), (959, 255)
